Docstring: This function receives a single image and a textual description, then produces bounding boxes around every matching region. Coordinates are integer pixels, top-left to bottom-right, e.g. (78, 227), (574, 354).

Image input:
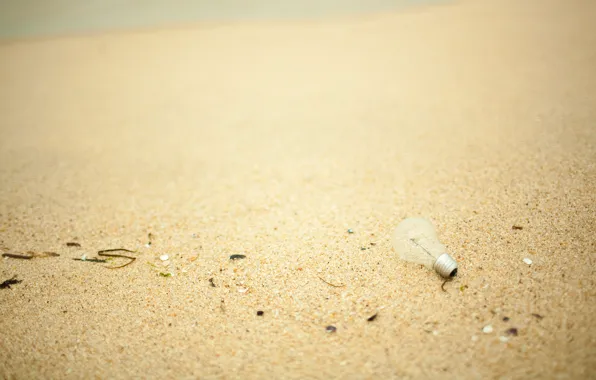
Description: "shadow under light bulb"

(392, 217), (458, 278)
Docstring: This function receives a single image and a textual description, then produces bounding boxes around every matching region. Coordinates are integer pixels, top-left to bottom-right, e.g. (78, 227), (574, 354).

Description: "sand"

(1, 0), (595, 378)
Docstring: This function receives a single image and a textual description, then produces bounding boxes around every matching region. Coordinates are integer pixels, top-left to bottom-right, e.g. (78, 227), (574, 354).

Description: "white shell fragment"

(499, 336), (509, 343)
(159, 254), (169, 261)
(523, 258), (533, 265)
(483, 325), (494, 334)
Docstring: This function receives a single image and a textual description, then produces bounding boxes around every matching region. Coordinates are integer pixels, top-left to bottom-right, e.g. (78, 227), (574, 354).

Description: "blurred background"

(0, 0), (442, 39)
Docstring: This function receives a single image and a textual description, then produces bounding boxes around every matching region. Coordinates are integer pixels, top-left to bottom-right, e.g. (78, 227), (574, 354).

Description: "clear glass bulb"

(392, 217), (458, 278)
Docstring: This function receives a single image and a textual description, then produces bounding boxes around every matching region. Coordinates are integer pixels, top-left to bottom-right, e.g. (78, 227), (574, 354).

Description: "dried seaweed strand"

(2, 253), (33, 260)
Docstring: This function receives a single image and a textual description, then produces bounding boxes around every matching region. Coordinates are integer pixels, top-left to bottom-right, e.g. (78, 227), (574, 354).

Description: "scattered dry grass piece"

(73, 257), (107, 263)
(318, 276), (345, 288)
(98, 248), (137, 269)
(3, 251), (59, 259)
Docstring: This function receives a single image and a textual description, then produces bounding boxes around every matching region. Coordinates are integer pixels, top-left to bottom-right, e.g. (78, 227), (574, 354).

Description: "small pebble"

(523, 258), (533, 265)
(347, 229), (354, 234)
(257, 310), (264, 316)
(505, 328), (518, 336)
(325, 325), (337, 333)
(483, 325), (494, 334)
(160, 254), (169, 261)
(503, 317), (510, 322)
(499, 336), (509, 343)
(230, 254), (246, 260)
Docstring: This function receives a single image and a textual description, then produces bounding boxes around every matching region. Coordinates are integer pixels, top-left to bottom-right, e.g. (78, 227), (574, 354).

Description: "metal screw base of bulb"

(433, 253), (458, 278)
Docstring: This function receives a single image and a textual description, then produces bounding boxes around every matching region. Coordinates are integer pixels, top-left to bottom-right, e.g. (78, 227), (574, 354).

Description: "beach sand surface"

(1, 0), (595, 378)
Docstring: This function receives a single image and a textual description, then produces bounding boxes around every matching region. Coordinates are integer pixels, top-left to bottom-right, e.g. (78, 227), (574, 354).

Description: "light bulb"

(392, 217), (458, 278)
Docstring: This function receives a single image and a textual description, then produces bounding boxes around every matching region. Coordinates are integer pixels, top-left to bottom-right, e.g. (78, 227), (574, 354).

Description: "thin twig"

(97, 248), (137, 269)
(318, 276), (345, 288)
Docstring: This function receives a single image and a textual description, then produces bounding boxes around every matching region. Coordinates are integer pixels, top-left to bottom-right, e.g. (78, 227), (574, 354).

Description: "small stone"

(230, 254), (246, 260)
(347, 229), (354, 234)
(257, 310), (264, 316)
(160, 254), (169, 261)
(325, 325), (337, 333)
(505, 327), (518, 336)
(499, 336), (509, 343)
(503, 317), (510, 322)
(483, 325), (493, 334)
(523, 258), (533, 265)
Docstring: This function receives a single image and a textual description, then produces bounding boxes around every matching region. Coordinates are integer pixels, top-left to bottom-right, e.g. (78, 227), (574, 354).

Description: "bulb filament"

(409, 238), (434, 258)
